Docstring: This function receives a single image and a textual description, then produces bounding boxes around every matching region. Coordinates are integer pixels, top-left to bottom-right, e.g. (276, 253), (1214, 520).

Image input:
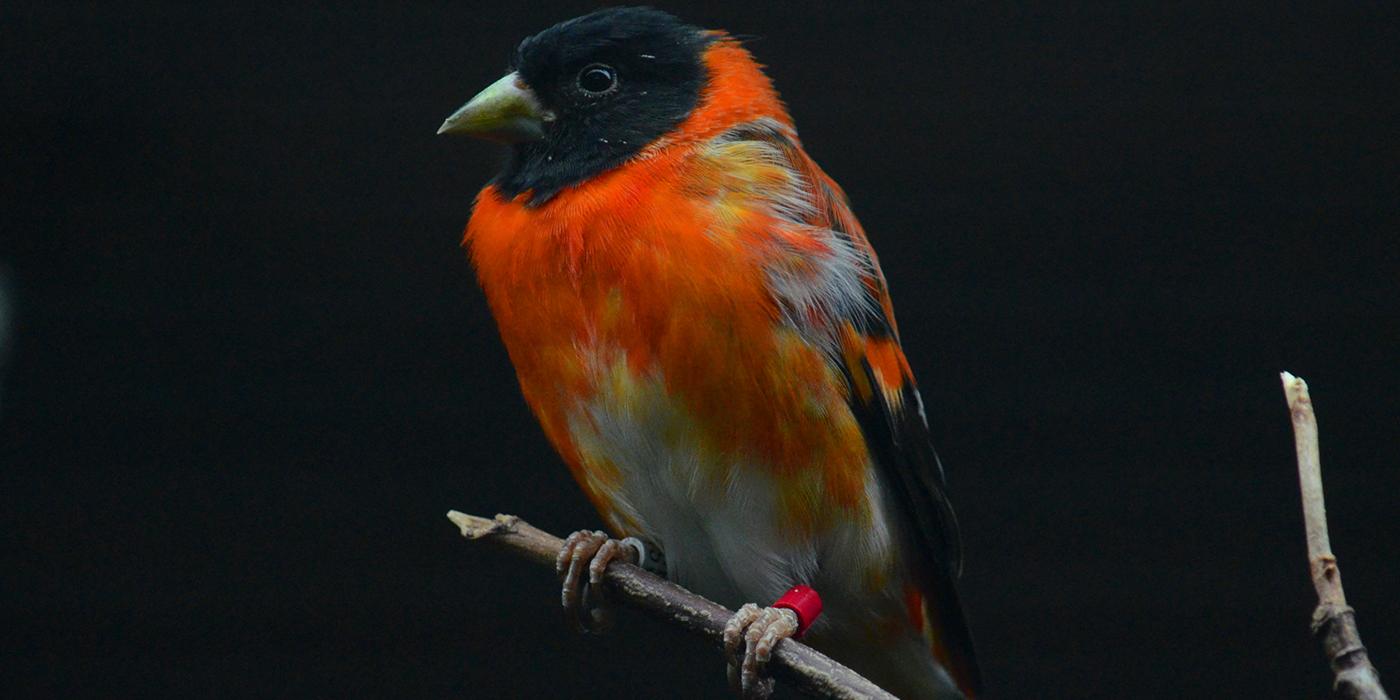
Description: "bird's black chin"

(494, 132), (642, 206)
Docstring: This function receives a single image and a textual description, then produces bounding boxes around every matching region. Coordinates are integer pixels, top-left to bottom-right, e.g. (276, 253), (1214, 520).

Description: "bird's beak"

(437, 72), (549, 143)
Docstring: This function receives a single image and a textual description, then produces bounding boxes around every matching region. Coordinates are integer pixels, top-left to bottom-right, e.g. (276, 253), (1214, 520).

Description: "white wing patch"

(698, 119), (879, 355)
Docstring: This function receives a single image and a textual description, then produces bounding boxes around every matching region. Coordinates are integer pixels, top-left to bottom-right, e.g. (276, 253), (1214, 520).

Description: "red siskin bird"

(440, 8), (980, 698)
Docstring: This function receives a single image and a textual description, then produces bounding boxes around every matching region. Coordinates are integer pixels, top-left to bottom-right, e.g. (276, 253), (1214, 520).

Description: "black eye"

(577, 64), (618, 95)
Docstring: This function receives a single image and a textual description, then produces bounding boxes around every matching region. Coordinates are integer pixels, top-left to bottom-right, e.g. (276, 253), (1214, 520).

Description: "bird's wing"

(693, 119), (982, 696)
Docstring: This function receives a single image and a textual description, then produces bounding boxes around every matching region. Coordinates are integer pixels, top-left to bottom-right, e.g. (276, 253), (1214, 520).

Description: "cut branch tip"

(447, 510), (508, 539)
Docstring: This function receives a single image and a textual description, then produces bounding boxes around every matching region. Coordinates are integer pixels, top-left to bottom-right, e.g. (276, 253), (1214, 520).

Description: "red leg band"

(772, 584), (822, 638)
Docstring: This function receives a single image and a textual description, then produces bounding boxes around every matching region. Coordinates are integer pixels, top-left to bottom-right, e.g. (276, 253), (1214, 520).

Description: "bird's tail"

(910, 582), (982, 698)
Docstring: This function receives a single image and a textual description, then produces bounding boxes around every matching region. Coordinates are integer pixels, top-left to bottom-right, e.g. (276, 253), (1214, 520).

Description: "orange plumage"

(451, 8), (978, 697)
(468, 39), (870, 530)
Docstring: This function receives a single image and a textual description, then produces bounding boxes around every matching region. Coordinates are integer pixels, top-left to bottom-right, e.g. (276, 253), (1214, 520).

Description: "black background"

(4, 2), (1398, 698)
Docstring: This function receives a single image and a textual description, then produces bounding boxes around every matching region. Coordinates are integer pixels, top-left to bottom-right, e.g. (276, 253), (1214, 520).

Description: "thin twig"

(447, 511), (896, 700)
(1282, 372), (1389, 700)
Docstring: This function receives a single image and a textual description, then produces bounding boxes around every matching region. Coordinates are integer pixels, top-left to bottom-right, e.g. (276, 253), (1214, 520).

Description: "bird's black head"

(439, 7), (713, 204)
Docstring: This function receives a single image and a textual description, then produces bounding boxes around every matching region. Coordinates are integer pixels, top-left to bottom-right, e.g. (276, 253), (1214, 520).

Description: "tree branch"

(1282, 372), (1389, 700)
(446, 511), (896, 700)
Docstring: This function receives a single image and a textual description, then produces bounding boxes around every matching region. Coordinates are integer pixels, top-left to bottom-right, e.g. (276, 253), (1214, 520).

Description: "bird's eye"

(577, 64), (618, 95)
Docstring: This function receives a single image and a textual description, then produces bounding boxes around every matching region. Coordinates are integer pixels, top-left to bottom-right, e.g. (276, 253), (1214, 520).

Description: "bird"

(439, 7), (980, 699)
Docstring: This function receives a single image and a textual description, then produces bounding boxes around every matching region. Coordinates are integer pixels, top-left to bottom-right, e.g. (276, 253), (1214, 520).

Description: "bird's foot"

(723, 603), (800, 699)
(554, 529), (638, 634)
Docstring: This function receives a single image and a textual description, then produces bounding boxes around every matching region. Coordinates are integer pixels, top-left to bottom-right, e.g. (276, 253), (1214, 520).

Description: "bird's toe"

(556, 529), (637, 634)
(723, 604), (798, 699)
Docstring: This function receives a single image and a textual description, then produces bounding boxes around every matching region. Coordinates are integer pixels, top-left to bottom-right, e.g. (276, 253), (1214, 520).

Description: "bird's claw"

(555, 529), (637, 634)
(723, 603), (799, 699)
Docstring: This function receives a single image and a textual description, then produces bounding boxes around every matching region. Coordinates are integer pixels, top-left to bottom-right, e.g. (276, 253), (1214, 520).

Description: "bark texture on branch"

(447, 511), (896, 700)
(1282, 372), (1389, 700)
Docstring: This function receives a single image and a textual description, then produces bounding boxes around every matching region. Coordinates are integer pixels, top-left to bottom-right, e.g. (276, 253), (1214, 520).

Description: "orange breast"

(464, 38), (874, 535)
(466, 146), (872, 535)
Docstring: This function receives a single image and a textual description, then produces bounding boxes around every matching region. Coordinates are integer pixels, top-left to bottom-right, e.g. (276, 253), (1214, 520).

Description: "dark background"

(4, 2), (1397, 698)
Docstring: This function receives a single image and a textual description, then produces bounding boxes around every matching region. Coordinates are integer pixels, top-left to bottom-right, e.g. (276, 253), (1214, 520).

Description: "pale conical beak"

(437, 72), (549, 143)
